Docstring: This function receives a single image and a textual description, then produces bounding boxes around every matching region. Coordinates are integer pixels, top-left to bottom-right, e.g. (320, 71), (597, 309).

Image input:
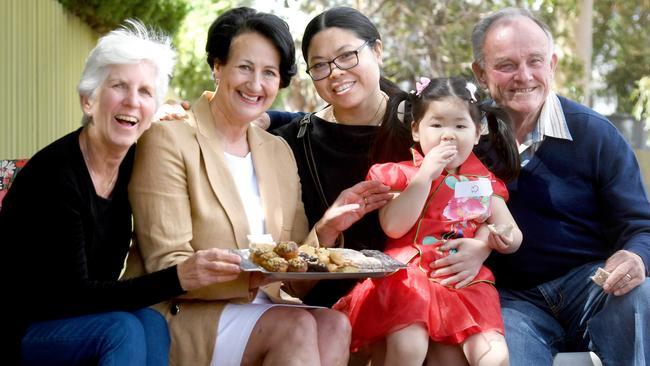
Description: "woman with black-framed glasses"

(272, 6), (413, 309)
(306, 40), (370, 81)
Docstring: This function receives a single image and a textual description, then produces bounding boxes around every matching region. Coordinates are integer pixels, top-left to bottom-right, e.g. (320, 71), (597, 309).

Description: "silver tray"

(230, 248), (406, 280)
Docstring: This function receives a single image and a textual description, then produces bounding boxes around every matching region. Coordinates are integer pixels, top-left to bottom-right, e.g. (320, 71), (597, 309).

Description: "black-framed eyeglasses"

(306, 41), (372, 81)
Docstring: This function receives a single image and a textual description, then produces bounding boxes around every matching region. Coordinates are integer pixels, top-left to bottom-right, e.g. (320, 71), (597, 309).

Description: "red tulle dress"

(333, 150), (508, 352)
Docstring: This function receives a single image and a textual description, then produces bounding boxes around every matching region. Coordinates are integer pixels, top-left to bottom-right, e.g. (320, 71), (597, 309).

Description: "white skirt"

(210, 291), (318, 365)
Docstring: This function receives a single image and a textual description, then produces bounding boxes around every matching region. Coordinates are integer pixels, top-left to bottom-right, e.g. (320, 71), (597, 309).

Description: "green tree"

(631, 76), (650, 145)
(168, 0), (647, 147)
(296, 0), (582, 98)
(593, 1), (650, 114)
(57, 0), (188, 35)
(170, 0), (249, 102)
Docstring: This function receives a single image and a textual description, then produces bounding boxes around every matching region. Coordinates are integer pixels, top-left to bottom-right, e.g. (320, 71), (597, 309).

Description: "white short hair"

(77, 19), (176, 125)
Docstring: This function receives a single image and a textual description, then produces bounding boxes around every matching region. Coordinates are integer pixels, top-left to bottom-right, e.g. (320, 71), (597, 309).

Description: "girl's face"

(213, 32), (281, 125)
(412, 96), (480, 171)
(306, 27), (382, 111)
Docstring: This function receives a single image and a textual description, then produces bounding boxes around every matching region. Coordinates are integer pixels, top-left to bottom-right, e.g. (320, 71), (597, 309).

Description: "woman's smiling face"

(307, 27), (382, 111)
(81, 61), (157, 150)
(213, 31), (281, 125)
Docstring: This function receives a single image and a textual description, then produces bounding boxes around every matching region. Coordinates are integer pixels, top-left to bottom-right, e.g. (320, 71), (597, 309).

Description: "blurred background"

(1, 0), (648, 184)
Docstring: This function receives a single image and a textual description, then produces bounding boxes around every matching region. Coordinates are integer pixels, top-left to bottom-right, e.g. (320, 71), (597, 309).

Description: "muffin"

(287, 257), (308, 272)
(274, 241), (299, 259)
(250, 247), (272, 264)
(260, 257), (289, 272)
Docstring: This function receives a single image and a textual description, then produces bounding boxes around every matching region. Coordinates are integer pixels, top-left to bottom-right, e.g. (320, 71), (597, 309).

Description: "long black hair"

(379, 76), (519, 182)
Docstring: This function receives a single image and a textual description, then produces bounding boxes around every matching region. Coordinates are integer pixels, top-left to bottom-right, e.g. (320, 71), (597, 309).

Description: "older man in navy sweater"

(467, 7), (650, 365)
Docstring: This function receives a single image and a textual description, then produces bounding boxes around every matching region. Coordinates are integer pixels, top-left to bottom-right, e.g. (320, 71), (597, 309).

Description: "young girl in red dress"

(333, 76), (523, 365)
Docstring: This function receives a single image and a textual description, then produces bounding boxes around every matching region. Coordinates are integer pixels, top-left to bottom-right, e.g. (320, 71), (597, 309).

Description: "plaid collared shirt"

(518, 92), (573, 167)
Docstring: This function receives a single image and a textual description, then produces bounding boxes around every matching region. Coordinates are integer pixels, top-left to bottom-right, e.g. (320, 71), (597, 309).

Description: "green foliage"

(296, 0), (585, 99)
(372, 0), (482, 81)
(593, 1), (650, 113)
(631, 77), (650, 135)
(170, 0), (253, 102)
(57, 0), (189, 36)
(166, 0), (648, 128)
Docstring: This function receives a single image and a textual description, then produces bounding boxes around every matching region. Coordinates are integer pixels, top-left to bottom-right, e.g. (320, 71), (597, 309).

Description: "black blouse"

(1, 128), (184, 351)
(274, 114), (388, 306)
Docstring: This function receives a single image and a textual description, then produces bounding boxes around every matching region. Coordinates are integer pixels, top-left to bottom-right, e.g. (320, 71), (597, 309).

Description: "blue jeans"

(499, 261), (649, 366)
(21, 308), (170, 366)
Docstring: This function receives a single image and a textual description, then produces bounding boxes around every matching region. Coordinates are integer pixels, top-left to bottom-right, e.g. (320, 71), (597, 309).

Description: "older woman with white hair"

(1, 20), (242, 366)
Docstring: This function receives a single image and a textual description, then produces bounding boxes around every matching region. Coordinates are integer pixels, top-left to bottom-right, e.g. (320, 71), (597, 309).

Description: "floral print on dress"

(442, 175), (491, 223)
(443, 196), (490, 222)
(0, 158), (28, 210)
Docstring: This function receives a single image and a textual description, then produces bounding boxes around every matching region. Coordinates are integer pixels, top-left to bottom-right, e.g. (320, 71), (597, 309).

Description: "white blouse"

(223, 151), (265, 235)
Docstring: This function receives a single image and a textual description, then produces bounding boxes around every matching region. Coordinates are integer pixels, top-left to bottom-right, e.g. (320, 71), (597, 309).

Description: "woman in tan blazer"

(123, 7), (382, 366)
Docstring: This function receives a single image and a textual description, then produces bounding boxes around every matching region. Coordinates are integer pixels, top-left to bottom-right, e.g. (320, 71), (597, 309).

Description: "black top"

(1, 128), (184, 358)
(274, 114), (388, 306)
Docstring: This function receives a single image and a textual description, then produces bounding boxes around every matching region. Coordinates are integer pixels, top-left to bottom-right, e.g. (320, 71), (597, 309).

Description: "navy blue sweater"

(487, 96), (650, 289)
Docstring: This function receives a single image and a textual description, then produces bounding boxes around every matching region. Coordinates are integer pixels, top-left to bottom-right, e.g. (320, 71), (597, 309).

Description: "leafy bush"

(57, 0), (189, 35)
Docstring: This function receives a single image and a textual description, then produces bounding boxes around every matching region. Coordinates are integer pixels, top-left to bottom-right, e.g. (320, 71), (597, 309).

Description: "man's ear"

(471, 62), (487, 89)
(549, 53), (558, 77)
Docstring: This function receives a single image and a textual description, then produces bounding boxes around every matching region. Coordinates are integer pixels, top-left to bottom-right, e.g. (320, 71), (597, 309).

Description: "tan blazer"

(124, 92), (318, 365)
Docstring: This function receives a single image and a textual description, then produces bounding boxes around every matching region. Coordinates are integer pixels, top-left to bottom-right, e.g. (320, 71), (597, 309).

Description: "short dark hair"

(205, 7), (296, 88)
(301, 6), (381, 64)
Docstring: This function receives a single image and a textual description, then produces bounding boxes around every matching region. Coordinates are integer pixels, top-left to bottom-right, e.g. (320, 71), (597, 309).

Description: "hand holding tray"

(230, 248), (406, 280)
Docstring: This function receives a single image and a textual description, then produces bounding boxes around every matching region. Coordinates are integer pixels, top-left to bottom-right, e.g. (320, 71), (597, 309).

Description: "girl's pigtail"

(479, 104), (520, 182)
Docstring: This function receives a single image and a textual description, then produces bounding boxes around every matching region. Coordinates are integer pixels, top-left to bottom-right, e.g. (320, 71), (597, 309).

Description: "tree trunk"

(575, 0), (594, 106)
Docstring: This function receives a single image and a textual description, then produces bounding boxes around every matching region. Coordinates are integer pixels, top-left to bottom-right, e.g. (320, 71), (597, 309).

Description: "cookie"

(590, 267), (610, 287)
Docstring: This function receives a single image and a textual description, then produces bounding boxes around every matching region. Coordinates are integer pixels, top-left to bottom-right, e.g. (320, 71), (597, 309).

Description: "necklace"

(80, 132), (119, 198)
(328, 91), (388, 126)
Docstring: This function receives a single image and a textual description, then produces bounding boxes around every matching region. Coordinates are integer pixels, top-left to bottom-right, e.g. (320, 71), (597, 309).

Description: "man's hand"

(602, 249), (646, 296)
(429, 237), (491, 288)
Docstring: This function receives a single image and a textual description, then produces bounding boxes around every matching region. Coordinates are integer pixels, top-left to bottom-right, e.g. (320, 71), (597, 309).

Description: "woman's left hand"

(315, 180), (391, 246)
(429, 237), (491, 288)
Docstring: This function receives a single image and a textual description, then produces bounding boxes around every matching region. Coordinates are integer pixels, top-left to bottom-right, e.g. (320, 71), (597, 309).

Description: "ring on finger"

(364, 197), (368, 205)
(625, 273), (632, 281)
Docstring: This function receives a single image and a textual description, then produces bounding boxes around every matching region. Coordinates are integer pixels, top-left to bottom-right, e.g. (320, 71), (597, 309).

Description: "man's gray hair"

(471, 7), (554, 68)
(77, 19), (176, 126)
